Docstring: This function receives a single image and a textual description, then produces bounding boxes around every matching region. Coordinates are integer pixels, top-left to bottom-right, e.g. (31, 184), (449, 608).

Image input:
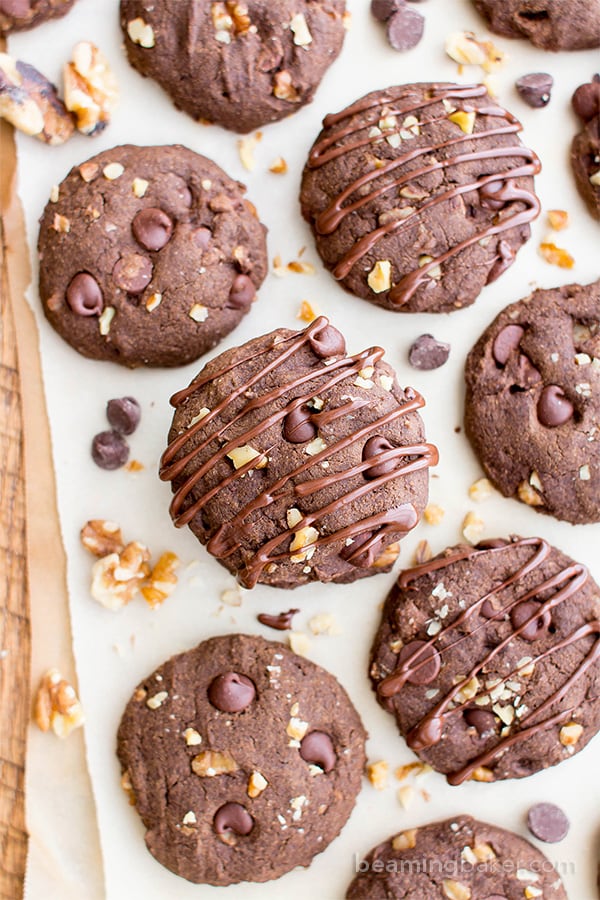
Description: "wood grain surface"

(0, 118), (30, 898)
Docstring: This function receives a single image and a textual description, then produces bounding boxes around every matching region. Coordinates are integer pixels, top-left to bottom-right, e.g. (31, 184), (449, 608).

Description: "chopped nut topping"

(127, 17), (155, 48)
(547, 209), (569, 231)
(273, 70), (299, 102)
(518, 478), (543, 507)
(286, 716), (309, 740)
(288, 632), (310, 657)
(470, 766), (494, 782)
(145, 292), (162, 312)
(227, 444), (267, 470)
(269, 156), (288, 174)
(539, 242), (574, 269)
(589, 170), (600, 187)
(63, 41), (119, 136)
(308, 613), (340, 636)
(80, 519), (124, 557)
(103, 162), (124, 180)
(468, 477), (493, 502)
(379, 374), (394, 391)
(290, 13), (312, 46)
(247, 771), (268, 798)
(33, 669), (84, 738)
(192, 749), (238, 776)
(288, 260), (316, 275)
(304, 437), (327, 456)
(445, 31), (487, 65)
(183, 727), (202, 746)
(449, 110), (476, 134)
(132, 177), (149, 197)
(579, 464), (591, 481)
(140, 551), (179, 608)
(49, 184), (59, 203)
(372, 541), (400, 568)
(559, 722), (583, 746)
(238, 131), (261, 171)
(462, 510), (484, 543)
(120, 770), (136, 805)
(98, 306), (115, 336)
(392, 829), (418, 851)
(297, 300), (320, 323)
(367, 259), (392, 293)
(366, 759), (389, 790)
(146, 690), (168, 710)
(424, 503), (445, 525)
(79, 161), (99, 182)
(90, 541), (151, 610)
(182, 811), (197, 826)
(442, 880), (471, 900)
(189, 303), (209, 323)
(290, 526), (319, 561)
(52, 213), (70, 233)
(286, 508), (303, 529)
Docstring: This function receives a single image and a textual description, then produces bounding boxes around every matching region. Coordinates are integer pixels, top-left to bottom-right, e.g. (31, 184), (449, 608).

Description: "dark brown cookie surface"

(160, 317), (437, 589)
(38, 144), (267, 367)
(571, 76), (600, 220)
(119, 0), (346, 133)
(117, 634), (367, 886)
(464, 280), (600, 524)
(300, 83), (540, 314)
(472, 0), (600, 50)
(347, 815), (567, 899)
(369, 537), (600, 784)
(0, 0), (75, 34)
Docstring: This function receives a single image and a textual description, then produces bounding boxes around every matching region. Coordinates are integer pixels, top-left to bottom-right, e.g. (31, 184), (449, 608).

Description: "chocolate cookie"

(160, 317), (437, 589)
(117, 633), (366, 885)
(0, 0), (75, 34)
(38, 145), (267, 367)
(347, 815), (567, 899)
(369, 536), (600, 784)
(472, 0), (600, 51)
(120, 0), (347, 134)
(300, 83), (540, 314)
(464, 280), (600, 524)
(571, 76), (600, 220)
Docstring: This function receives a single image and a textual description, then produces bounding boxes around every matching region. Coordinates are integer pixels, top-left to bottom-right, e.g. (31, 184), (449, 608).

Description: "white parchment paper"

(10, 0), (600, 896)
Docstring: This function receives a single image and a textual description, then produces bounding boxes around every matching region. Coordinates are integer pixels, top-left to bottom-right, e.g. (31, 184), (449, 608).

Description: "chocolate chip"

(106, 397), (141, 435)
(408, 334), (450, 370)
(479, 181), (507, 211)
(308, 321), (346, 358)
(572, 75), (600, 123)
(283, 405), (317, 443)
(213, 802), (254, 836)
(516, 73), (554, 108)
(299, 731), (336, 773)
(112, 254), (153, 294)
(208, 672), (256, 712)
(0, 0), (31, 15)
(194, 226), (212, 250)
(386, 6), (425, 51)
(371, 0), (401, 21)
(537, 385), (574, 427)
(257, 609), (299, 631)
(464, 708), (497, 737)
(227, 273), (255, 310)
(511, 600), (551, 641)
(132, 207), (173, 251)
(91, 430), (129, 470)
(362, 435), (398, 479)
(527, 802), (570, 843)
(492, 324), (525, 366)
(66, 272), (103, 316)
(397, 640), (441, 684)
(517, 354), (542, 387)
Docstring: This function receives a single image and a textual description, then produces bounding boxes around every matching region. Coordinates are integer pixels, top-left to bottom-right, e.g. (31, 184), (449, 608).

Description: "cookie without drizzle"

(160, 317), (437, 589)
(369, 536), (600, 783)
(0, 0), (76, 34)
(117, 633), (366, 885)
(471, 0), (600, 51)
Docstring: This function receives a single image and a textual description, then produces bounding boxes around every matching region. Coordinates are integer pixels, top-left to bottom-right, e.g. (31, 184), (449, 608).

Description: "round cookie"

(471, 0), (600, 51)
(117, 633), (367, 886)
(347, 815), (567, 899)
(38, 145), (267, 367)
(369, 536), (600, 784)
(0, 0), (75, 34)
(571, 76), (600, 220)
(300, 83), (540, 314)
(160, 317), (437, 589)
(119, 0), (347, 134)
(464, 280), (600, 523)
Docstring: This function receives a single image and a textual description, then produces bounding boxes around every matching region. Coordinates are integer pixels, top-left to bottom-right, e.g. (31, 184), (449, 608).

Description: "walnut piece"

(80, 519), (124, 557)
(63, 41), (119, 135)
(33, 669), (84, 738)
(366, 759), (389, 790)
(140, 551), (180, 608)
(0, 52), (75, 145)
(192, 750), (238, 777)
(90, 541), (150, 610)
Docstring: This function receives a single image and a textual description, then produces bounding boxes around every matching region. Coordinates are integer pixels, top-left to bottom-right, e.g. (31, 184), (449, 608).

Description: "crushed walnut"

(33, 669), (84, 738)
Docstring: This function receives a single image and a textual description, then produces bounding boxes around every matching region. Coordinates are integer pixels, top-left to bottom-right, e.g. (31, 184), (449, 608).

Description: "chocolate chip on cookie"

(571, 75), (600, 220)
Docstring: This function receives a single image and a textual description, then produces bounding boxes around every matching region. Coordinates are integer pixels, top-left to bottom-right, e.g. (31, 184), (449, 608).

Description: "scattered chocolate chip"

(112, 254), (153, 294)
(464, 708), (497, 737)
(132, 207), (173, 251)
(208, 672), (256, 712)
(106, 397), (141, 435)
(492, 324), (525, 366)
(257, 609), (299, 631)
(511, 600), (551, 641)
(227, 273), (255, 310)
(397, 640), (441, 684)
(299, 731), (336, 772)
(91, 430), (129, 470)
(572, 75), (600, 123)
(213, 802), (254, 836)
(308, 321), (346, 358)
(516, 73), (554, 108)
(66, 272), (103, 316)
(283, 405), (317, 443)
(408, 334), (450, 370)
(371, 0), (401, 21)
(386, 5), (424, 50)
(194, 226), (212, 250)
(527, 802), (570, 843)
(362, 435), (398, 479)
(537, 385), (574, 427)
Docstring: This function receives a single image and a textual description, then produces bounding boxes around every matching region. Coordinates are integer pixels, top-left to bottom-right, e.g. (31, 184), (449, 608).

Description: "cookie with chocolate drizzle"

(300, 83), (540, 313)
(370, 536), (600, 783)
(465, 279), (600, 524)
(160, 317), (437, 589)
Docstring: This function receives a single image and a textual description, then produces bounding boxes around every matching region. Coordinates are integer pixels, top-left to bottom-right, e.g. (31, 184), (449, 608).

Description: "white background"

(10, 0), (600, 897)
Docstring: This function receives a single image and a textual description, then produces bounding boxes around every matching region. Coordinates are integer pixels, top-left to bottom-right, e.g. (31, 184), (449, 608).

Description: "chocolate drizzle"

(377, 537), (599, 784)
(160, 317), (437, 588)
(308, 84), (541, 306)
